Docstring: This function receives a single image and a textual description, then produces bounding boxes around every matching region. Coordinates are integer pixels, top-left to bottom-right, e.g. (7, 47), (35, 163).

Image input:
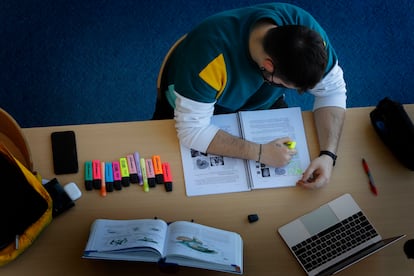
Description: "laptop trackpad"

(300, 205), (339, 236)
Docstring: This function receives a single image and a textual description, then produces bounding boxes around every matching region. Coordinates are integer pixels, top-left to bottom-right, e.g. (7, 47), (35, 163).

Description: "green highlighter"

(84, 161), (93, 190)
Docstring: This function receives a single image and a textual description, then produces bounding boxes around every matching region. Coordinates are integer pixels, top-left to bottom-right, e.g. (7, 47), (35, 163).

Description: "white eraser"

(64, 182), (82, 201)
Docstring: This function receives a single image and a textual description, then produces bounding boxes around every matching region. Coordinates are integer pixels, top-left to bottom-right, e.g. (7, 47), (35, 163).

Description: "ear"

(262, 58), (274, 73)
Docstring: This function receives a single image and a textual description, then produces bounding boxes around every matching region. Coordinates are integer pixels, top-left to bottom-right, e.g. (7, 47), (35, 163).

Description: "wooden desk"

(2, 106), (414, 276)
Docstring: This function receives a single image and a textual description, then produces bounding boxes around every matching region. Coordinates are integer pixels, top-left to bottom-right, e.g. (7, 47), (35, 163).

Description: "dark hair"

(263, 25), (327, 92)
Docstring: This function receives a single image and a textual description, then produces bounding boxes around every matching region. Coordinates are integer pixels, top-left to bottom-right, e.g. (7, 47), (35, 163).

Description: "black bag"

(370, 97), (414, 170)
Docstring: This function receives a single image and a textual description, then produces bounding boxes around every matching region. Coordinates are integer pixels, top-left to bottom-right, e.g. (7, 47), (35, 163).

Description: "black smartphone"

(51, 130), (79, 174)
(43, 178), (75, 217)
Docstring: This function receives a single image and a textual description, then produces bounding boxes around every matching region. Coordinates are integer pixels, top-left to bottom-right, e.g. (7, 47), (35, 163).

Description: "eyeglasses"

(260, 67), (286, 88)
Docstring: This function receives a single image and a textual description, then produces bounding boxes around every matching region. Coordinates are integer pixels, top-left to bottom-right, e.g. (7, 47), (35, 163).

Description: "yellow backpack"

(0, 109), (53, 266)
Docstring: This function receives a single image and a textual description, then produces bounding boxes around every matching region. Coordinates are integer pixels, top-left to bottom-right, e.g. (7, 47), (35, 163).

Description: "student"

(153, 3), (346, 189)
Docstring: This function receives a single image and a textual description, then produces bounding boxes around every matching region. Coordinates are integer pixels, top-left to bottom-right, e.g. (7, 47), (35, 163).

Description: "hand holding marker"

(285, 141), (296, 149)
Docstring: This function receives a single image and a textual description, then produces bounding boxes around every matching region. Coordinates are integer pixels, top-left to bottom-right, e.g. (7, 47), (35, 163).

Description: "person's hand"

(260, 137), (297, 167)
(297, 154), (334, 189)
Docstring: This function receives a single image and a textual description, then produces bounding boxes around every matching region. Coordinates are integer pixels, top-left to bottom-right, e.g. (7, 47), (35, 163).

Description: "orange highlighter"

(100, 162), (107, 197)
(152, 155), (164, 184)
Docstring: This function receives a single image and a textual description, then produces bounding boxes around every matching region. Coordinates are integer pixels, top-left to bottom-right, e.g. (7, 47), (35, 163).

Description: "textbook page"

(239, 107), (310, 189)
(83, 219), (168, 262)
(180, 113), (250, 197)
(164, 221), (243, 274)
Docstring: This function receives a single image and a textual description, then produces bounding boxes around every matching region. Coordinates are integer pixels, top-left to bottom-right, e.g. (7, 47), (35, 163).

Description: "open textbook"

(179, 107), (310, 197)
(82, 219), (243, 274)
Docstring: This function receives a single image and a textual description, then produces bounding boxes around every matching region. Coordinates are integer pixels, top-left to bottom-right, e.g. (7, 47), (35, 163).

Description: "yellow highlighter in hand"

(285, 141), (296, 149)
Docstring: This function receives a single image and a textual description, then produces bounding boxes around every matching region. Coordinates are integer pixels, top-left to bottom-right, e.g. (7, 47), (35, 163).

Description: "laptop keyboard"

(291, 211), (379, 272)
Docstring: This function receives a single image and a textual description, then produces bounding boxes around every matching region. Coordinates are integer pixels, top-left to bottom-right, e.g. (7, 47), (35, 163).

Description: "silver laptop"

(278, 194), (405, 276)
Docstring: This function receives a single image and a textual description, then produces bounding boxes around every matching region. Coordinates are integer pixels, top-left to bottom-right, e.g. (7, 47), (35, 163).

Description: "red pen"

(362, 158), (378, 196)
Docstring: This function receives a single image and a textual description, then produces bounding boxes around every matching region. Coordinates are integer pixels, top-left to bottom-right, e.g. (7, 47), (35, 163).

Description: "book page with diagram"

(83, 219), (169, 262)
(164, 221), (243, 274)
(180, 113), (250, 197)
(238, 107), (310, 189)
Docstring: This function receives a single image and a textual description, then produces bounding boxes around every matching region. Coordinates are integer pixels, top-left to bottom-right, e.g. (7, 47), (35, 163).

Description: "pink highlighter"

(92, 160), (101, 190)
(112, 161), (122, 190)
(145, 159), (156, 188)
(127, 154), (139, 184)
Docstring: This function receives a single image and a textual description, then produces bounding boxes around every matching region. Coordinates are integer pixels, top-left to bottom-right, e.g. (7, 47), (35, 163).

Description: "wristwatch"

(319, 150), (337, 166)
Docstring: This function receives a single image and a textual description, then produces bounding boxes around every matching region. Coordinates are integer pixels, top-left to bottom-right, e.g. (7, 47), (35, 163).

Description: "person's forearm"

(206, 129), (260, 161)
(314, 106), (346, 154)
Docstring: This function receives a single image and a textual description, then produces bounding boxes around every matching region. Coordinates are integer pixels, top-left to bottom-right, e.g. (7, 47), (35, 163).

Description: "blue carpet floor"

(1, 0), (413, 128)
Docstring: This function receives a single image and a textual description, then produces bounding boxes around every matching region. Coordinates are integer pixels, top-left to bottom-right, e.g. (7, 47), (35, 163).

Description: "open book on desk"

(180, 107), (310, 197)
(82, 219), (243, 274)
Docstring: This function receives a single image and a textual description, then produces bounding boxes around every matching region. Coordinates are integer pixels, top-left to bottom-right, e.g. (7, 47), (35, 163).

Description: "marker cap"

(164, 182), (173, 192)
(106, 182), (114, 192)
(148, 178), (156, 188)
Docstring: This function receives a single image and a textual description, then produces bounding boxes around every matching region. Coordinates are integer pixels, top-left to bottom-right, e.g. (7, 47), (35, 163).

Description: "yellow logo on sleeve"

(198, 53), (227, 99)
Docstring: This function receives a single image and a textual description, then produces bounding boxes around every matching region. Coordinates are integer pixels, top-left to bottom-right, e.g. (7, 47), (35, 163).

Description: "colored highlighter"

(285, 141), (296, 149)
(100, 162), (107, 197)
(133, 152), (143, 185)
(152, 155), (164, 184)
(140, 158), (149, 192)
(126, 154), (139, 184)
(92, 160), (101, 190)
(105, 162), (114, 192)
(84, 161), (93, 191)
(112, 161), (122, 190)
(162, 162), (173, 192)
(145, 159), (156, 188)
(119, 157), (130, 187)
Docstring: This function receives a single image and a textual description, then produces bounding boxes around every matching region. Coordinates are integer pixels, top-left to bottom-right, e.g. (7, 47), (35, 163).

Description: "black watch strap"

(319, 150), (337, 166)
